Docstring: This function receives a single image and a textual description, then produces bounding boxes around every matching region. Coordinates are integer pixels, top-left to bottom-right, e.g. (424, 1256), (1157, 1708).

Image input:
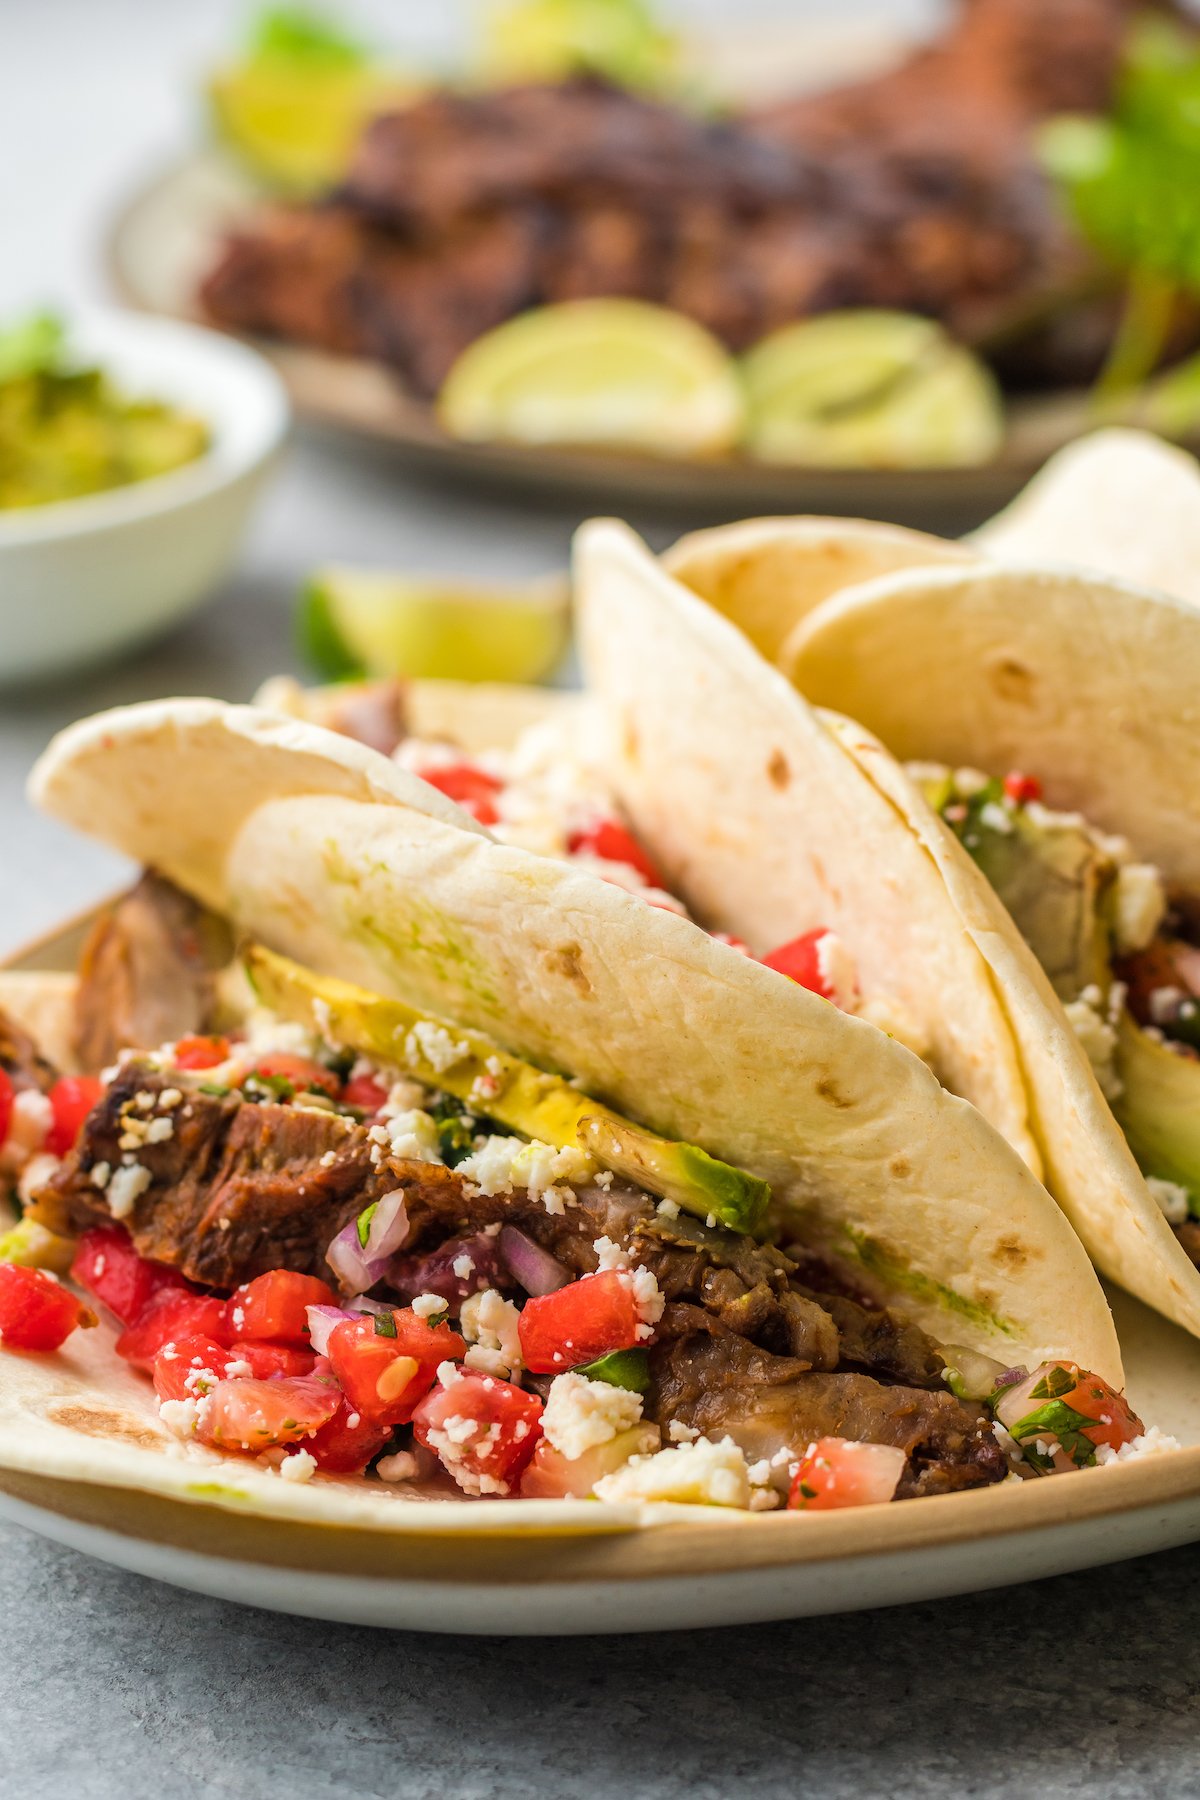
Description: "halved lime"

(438, 300), (745, 457)
(477, 0), (679, 93)
(208, 64), (417, 194)
(740, 311), (1005, 469)
(299, 568), (570, 685)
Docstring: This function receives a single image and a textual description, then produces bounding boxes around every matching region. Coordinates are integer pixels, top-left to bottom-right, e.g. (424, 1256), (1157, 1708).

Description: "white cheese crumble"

(373, 1108), (442, 1166)
(411, 1293), (449, 1320)
(593, 1435), (752, 1509)
(668, 1421), (700, 1443)
(1147, 1176), (1191, 1226)
(405, 1021), (468, 1075)
(1110, 862), (1167, 955)
(376, 1450), (419, 1483)
(452, 1252), (476, 1280)
(458, 1134), (593, 1201)
(1065, 996), (1122, 1101)
(542, 1372), (643, 1461)
(107, 1162), (152, 1220)
(278, 1449), (318, 1483)
(460, 1288), (524, 1379)
(815, 929), (858, 1007)
(1094, 1425), (1182, 1463)
(158, 1398), (201, 1438)
(656, 1199), (680, 1220)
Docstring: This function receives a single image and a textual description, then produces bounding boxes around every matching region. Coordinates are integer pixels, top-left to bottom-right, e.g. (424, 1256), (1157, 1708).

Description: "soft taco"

(0, 690), (1147, 1532)
(784, 561), (1200, 1338)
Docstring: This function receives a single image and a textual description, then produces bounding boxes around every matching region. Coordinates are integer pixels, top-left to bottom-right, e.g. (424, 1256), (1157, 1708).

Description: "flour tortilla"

(29, 697), (1117, 1389)
(976, 429), (1200, 608)
(575, 519), (1041, 1178)
(664, 515), (974, 662)
(785, 562), (1200, 1336)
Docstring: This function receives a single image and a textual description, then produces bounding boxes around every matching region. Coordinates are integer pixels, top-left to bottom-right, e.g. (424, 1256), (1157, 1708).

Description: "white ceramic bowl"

(0, 308), (289, 683)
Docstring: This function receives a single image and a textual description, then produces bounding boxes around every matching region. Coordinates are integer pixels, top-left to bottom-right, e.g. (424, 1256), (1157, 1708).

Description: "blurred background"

(4, 0), (1200, 942)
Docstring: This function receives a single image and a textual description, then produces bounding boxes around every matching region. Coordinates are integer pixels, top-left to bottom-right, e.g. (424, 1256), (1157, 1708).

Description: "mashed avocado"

(0, 313), (210, 512)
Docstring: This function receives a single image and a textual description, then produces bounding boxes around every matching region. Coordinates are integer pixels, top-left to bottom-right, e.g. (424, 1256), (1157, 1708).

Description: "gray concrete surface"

(4, 3), (1200, 1794)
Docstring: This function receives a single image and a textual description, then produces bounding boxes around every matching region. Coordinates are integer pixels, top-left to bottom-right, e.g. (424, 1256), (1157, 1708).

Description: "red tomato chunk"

(788, 1437), (906, 1511)
(241, 1054), (340, 1099)
(199, 1375), (341, 1452)
(152, 1334), (231, 1404)
(518, 1270), (641, 1374)
(228, 1340), (318, 1380)
(70, 1224), (188, 1326)
(760, 928), (838, 998)
(0, 1067), (13, 1147)
(172, 1035), (231, 1070)
(417, 762), (503, 825)
(304, 1396), (393, 1474)
(339, 1074), (389, 1115)
(46, 1076), (105, 1157)
(1003, 771), (1043, 806)
(116, 1287), (230, 1370)
(222, 1270), (335, 1347)
(0, 1264), (95, 1352)
(327, 1308), (466, 1426)
(567, 818), (664, 889)
(413, 1371), (542, 1495)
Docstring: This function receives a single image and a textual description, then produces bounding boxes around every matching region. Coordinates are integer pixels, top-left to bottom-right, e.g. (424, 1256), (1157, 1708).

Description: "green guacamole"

(0, 312), (210, 512)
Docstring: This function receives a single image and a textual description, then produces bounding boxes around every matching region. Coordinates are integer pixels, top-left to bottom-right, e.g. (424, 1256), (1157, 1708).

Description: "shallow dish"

(5, 685), (1200, 1635)
(0, 308), (288, 683)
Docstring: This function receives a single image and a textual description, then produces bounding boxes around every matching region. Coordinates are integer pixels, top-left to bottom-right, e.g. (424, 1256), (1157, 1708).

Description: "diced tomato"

(414, 1370), (543, 1494)
(327, 1307), (466, 1426)
(1003, 771), (1043, 806)
(994, 1361), (1144, 1471)
(0, 1067), (13, 1148)
(788, 1437), (907, 1510)
(759, 927), (846, 1001)
(0, 1263), (96, 1352)
(70, 1223), (189, 1326)
(240, 1054), (340, 1099)
(221, 1270), (336, 1347)
(228, 1340), (318, 1380)
(567, 818), (664, 889)
(518, 1270), (641, 1374)
(152, 1333), (231, 1404)
(172, 1035), (231, 1071)
(116, 1287), (231, 1370)
(339, 1074), (389, 1115)
(711, 933), (753, 956)
(45, 1075), (105, 1157)
(417, 762), (504, 825)
(197, 1374), (341, 1452)
(304, 1395), (394, 1474)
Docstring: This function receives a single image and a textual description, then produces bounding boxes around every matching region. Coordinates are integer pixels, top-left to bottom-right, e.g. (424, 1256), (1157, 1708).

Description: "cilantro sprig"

(1041, 21), (1200, 412)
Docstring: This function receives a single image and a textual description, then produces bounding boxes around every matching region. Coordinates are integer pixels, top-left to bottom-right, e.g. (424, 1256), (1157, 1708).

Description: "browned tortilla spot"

(994, 1235), (1033, 1271)
(46, 1402), (166, 1450)
(889, 1155), (912, 1180)
(546, 942), (591, 992)
(767, 749), (790, 789)
(987, 656), (1036, 706)
(815, 1076), (855, 1110)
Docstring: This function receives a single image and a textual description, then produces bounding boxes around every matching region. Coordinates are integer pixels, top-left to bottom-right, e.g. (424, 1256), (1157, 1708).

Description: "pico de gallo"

(0, 908), (1166, 1509)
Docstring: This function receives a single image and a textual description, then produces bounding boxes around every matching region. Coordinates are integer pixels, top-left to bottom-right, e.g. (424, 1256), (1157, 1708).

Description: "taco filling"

(916, 764), (1200, 1264)
(0, 871), (1152, 1509)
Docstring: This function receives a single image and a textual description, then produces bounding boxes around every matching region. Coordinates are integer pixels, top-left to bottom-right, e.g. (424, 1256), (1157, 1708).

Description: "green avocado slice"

(244, 944), (771, 1236)
(1113, 1012), (1200, 1212)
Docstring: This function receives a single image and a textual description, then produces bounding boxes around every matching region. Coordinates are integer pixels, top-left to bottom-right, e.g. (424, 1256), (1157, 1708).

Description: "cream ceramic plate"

(5, 899), (1200, 1632)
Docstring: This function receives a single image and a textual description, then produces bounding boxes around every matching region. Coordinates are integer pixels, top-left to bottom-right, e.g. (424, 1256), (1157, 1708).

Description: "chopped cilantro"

(799, 1481), (817, 1501)
(373, 1311), (398, 1338)
(574, 1348), (651, 1394)
(1006, 1399), (1099, 1469)
(356, 1202), (379, 1250)
(243, 1071), (296, 1102)
(1030, 1365), (1077, 1401)
(198, 1082), (232, 1098)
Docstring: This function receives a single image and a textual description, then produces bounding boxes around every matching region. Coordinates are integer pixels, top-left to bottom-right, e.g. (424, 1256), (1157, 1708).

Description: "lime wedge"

(208, 63), (417, 194)
(478, 0), (679, 93)
(438, 300), (745, 457)
(299, 568), (570, 685)
(740, 311), (1004, 469)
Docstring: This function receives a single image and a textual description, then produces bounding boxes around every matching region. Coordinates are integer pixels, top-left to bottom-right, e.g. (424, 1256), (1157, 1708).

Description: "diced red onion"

(389, 1232), (507, 1307)
(363, 1191), (409, 1262)
(348, 1295), (391, 1317)
(326, 1221), (389, 1296)
(939, 1343), (1009, 1403)
(498, 1225), (571, 1297)
(306, 1303), (360, 1356)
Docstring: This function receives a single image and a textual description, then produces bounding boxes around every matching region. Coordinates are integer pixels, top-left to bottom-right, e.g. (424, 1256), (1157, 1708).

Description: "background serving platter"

(6, 877), (1200, 1634)
(106, 151), (1097, 535)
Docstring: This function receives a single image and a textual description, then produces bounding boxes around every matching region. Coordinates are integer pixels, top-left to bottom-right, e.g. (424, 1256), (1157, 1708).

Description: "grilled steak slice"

(649, 1331), (1004, 1495)
(73, 873), (233, 1074)
(0, 1006), (57, 1094)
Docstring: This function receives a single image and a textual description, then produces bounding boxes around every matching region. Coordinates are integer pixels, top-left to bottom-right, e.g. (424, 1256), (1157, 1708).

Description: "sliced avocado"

(924, 776), (1116, 1001)
(0, 1214), (76, 1274)
(1113, 1011), (1200, 1209)
(574, 1348), (651, 1393)
(245, 945), (771, 1236)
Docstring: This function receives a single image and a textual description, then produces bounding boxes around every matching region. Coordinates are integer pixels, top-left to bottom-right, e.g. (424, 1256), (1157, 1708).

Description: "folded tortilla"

(783, 560), (1200, 1338)
(27, 695), (1117, 1390)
